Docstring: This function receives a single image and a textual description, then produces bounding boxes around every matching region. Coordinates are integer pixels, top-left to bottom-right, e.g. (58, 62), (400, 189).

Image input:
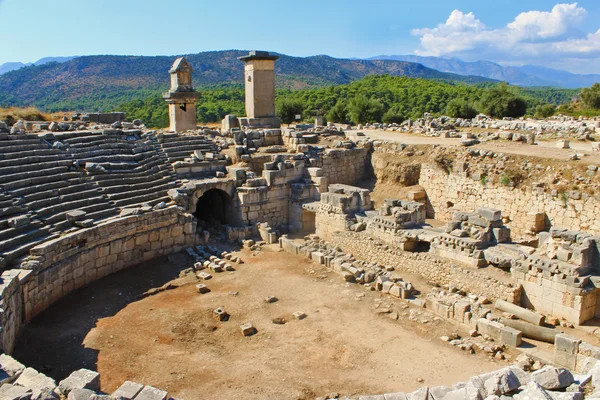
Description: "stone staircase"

(156, 132), (219, 164)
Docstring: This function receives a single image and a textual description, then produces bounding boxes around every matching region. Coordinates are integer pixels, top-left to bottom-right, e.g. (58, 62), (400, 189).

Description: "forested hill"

(0, 50), (496, 112)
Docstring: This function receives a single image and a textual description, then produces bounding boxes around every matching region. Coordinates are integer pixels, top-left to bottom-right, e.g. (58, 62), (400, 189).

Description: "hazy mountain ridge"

(368, 55), (599, 88)
(0, 57), (75, 75)
(0, 50), (494, 111)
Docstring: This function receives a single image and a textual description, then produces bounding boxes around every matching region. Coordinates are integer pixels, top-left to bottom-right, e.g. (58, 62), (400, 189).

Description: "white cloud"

(411, 3), (600, 71)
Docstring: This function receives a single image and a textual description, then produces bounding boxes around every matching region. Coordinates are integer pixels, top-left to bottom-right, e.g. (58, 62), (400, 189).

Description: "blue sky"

(2, 0), (600, 73)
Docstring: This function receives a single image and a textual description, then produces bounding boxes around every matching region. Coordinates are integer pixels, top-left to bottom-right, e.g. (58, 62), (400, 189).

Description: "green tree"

(347, 95), (384, 124)
(444, 98), (478, 119)
(581, 83), (600, 109)
(534, 104), (556, 118)
(478, 83), (528, 118)
(326, 100), (349, 123)
(275, 98), (304, 124)
(382, 105), (406, 124)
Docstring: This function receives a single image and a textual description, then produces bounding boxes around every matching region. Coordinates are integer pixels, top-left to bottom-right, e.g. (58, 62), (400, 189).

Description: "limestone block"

(14, 368), (56, 397)
(500, 326), (522, 347)
(2, 382), (35, 400)
(477, 318), (503, 340)
(134, 385), (168, 400)
(555, 334), (581, 355)
(477, 208), (502, 222)
(112, 381), (144, 399)
(530, 366), (574, 390)
(0, 354), (25, 384)
(58, 368), (100, 395)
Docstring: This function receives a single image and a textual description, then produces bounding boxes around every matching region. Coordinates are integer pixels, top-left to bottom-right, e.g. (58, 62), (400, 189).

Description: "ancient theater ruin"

(2, 51), (600, 399)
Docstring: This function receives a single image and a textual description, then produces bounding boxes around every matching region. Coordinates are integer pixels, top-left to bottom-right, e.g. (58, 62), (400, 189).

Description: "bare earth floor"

(15, 246), (503, 400)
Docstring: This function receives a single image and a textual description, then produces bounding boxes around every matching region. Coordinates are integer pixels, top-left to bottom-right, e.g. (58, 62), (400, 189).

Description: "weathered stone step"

(112, 191), (167, 207)
(101, 176), (174, 194)
(122, 195), (171, 209)
(0, 159), (73, 176)
(0, 138), (45, 147)
(1, 171), (84, 191)
(0, 149), (65, 161)
(92, 169), (170, 186)
(0, 143), (51, 153)
(0, 226), (51, 252)
(90, 166), (168, 180)
(9, 177), (88, 197)
(35, 196), (109, 220)
(0, 206), (28, 219)
(107, 183), (176, 201)
(0, 153), (74, 168)
(0, 220), (44, 241)
(0, 166), (70, 185)
(1, 232), (58, 263)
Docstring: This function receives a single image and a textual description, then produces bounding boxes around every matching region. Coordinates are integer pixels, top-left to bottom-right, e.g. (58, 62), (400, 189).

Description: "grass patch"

(0, 107), (52, 125)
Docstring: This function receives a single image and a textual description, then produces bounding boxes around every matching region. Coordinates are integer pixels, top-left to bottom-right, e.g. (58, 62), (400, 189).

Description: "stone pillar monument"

(238, 51), (281, 129)
(163, 57), (199, 132)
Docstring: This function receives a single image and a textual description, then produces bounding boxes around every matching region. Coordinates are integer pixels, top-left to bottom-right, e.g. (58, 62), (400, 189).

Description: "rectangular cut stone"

(500, 326), (522, 347)
(58, 369), (100, 395)
(134, 385), (168, 400)
(112, 381), (144, 399)
(477, 318), (503, 339)
(477, 208), (502, 222)
(555, 334), (581, 355)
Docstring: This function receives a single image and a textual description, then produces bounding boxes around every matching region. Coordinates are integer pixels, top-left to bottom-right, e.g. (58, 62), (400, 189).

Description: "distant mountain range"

(367, 55), (600, 88)
(0, 57), (75, 75)
(0, 50), (493, 112)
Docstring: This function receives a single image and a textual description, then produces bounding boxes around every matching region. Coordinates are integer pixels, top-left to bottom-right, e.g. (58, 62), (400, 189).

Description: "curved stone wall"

(0, 206), (198, 353)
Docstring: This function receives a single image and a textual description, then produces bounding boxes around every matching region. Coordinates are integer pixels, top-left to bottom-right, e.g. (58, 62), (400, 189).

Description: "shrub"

(478, 83), (528, 118)
(382, 105), (406, 124)
(581, 83), (600, 109)
(326, 101), (349, 123)
(347, 95), (384, 124)
(276, 98), (304, 124)
(534, 104), (556, 118)
(445, 98), (478, 119)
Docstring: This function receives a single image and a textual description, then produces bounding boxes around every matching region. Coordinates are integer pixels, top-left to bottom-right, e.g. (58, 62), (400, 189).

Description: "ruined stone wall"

(22, 206), (197, 321)
(419, 164), (600, 236)
(0, 270), (23, 353)
(327, 231), (519, 302)
(318, 148), (372, 185)
(0, 206), (198, 354)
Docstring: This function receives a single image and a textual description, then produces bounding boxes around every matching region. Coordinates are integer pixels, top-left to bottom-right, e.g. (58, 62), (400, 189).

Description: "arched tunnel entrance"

(194, 189), (233, 226)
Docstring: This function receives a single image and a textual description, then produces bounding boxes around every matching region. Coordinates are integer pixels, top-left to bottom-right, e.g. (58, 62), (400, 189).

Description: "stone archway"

(194, 189), (233, 225)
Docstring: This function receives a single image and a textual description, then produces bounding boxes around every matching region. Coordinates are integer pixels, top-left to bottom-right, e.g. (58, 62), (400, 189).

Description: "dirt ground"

(15, 246), (504, 400)
(363, 129), (600, 165)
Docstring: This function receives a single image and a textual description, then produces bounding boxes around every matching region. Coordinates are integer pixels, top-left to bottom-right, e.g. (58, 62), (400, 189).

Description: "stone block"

(530, 366), (574, 390)
(0, 354), (25, 384)
(134, 385), (168, 400)
(58, 369), (100, 395)
(213, 307), (229, 321)
(292, 311), (307, 320)
(0, 384), (32, 400)
(68, 388), (96, 400)
(555, 334), (581, 355)
(477, 318), (503, 339)
(500, 326), (522, 347)
(8, 215), (30, 228)
(112, 380), (144, 399)
(477, 208), (502, 222)
(240, 323), (256, 336)
(14, 368), (56, 397)
(196, 284), (210, 294)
